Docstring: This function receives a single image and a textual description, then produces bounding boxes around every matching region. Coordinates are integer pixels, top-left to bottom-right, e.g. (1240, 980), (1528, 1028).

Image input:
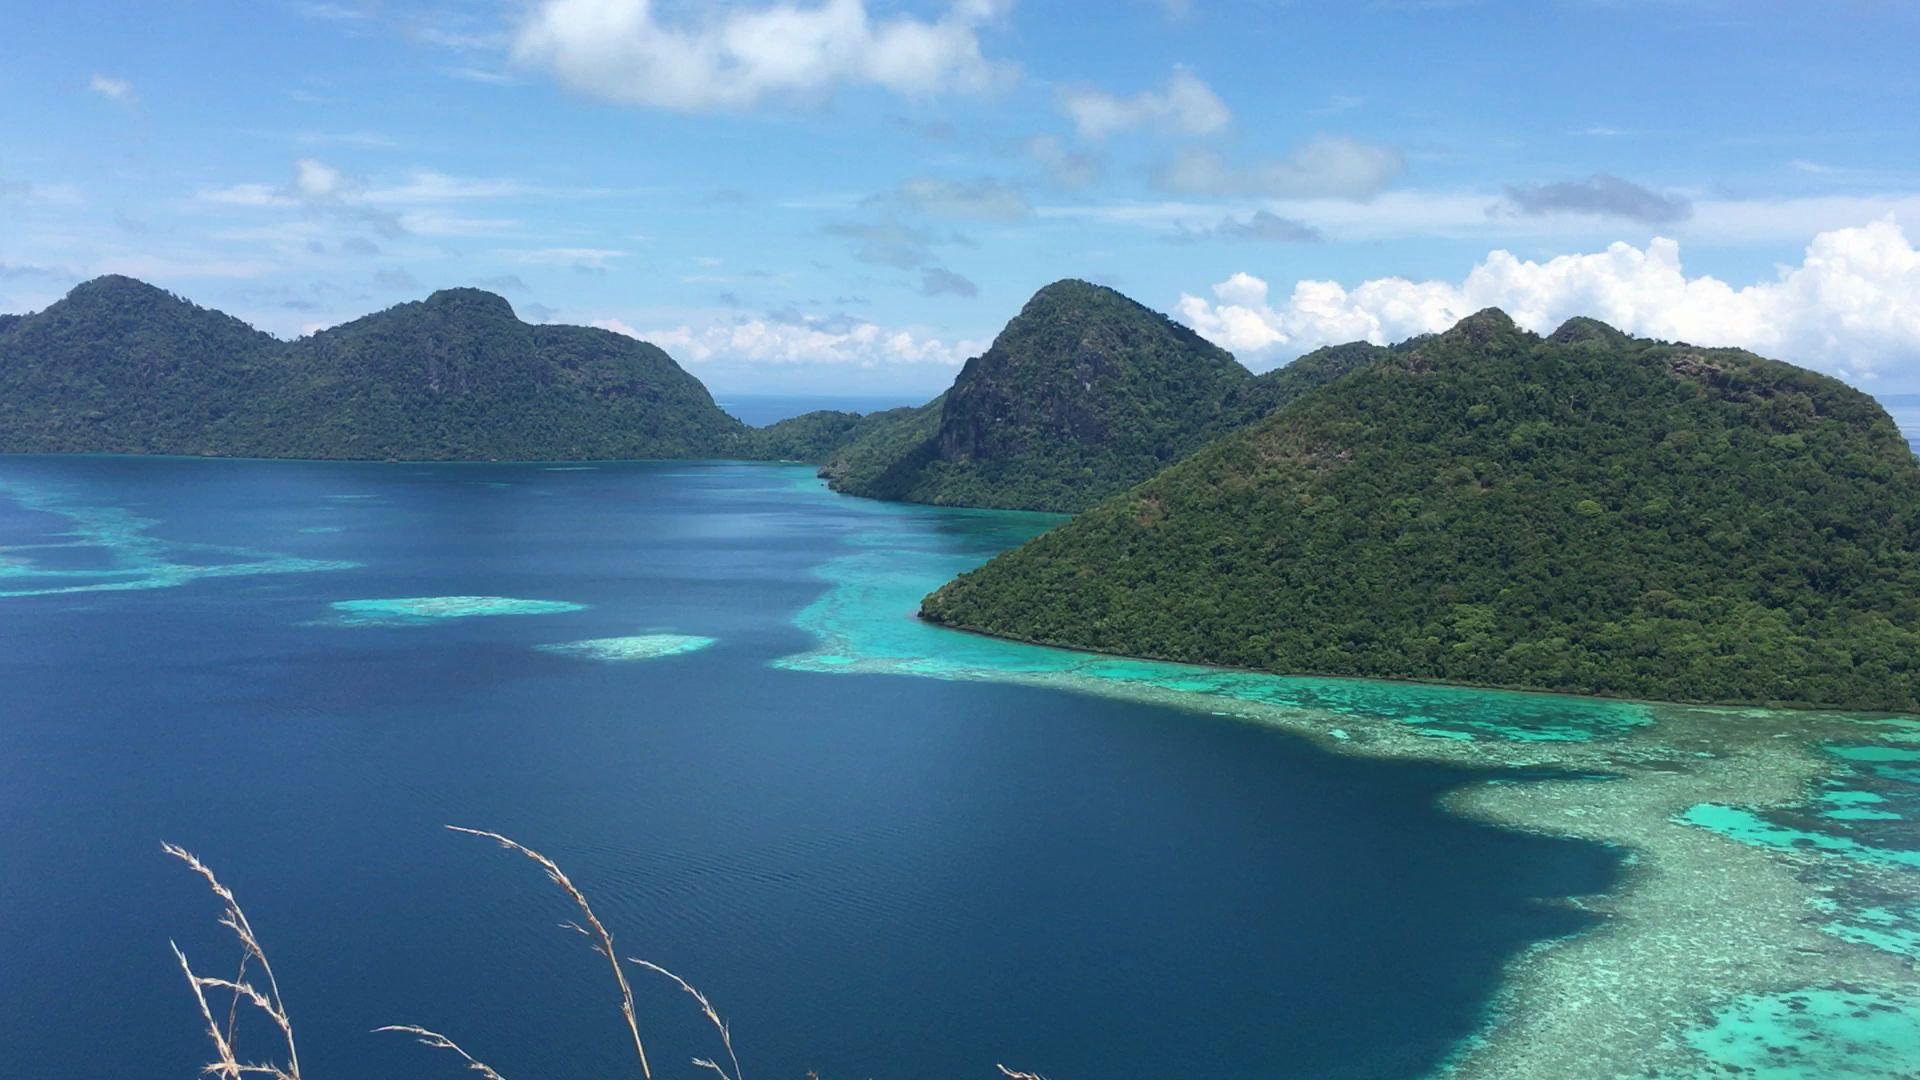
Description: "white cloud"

(88, 73), (135, 103)
(1152, 136), (1405, 199)
(1174, 218), (1920, 384)
(1058, 66), (1229, 140)
(294, 158), (348, 200)
(595, 314), (982, 368)
(510, 0), (1014, 111)
(195, 160), (581, 239)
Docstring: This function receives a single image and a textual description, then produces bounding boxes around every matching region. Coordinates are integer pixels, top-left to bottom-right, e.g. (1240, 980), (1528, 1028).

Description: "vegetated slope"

(825, 280), (1262, 512)
(744, 401), (936, 464)
(0, 278), (747, 459)
(0, 276), (284, 453)
(924, 310), (1920, 711)
(815, 396), (945, 488)
(230, 289), (744, 459)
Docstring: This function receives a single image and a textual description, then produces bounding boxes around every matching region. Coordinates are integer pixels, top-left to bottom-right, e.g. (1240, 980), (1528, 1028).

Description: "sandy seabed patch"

(534, 633), (715, 662)
(323, 596), (587, 626)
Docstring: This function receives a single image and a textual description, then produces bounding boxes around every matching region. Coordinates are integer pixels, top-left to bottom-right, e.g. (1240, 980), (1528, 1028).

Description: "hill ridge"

(0, 276), (744, 460)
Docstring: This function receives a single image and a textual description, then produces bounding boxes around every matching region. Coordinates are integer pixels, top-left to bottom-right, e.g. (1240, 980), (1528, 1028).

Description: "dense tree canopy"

(923, 310), (1920, 711)
(824, 280), (1289, 512)
(0, 277), (748, 460)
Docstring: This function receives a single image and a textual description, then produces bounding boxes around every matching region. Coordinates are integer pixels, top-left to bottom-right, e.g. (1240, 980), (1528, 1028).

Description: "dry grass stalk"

(625, 957), (744, 1080)
(446, 825), (654, 1079)
(376, 1025), (510, 1080)
(163, 842), (302, 1080)
(167, 835), (1043, 1080)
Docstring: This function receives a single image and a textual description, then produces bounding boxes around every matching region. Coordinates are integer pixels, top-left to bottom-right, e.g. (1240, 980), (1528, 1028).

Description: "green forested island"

(0, 276), (747, 459)
(772, 279), (1371, 512)
(923, 310), (1920, 712)
(814, 279), (1252, 512)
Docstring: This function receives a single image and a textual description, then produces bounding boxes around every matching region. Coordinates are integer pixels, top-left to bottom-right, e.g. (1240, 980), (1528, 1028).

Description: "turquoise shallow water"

(774, 513), (1655, 744)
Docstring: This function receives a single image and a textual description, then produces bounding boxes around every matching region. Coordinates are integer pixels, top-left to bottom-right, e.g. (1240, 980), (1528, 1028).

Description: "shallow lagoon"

(0, 456), (1913, 1080)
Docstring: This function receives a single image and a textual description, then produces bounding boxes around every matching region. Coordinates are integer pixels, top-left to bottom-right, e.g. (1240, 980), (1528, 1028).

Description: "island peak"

(420, 287), (519, 321)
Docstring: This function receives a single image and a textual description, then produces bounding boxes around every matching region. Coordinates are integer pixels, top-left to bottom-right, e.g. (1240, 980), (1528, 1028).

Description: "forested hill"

(810, 279), (1367, 513)
(0, 276), (285, 454)
(923, 310), (1920, 712)
(0, 277), (747, 459)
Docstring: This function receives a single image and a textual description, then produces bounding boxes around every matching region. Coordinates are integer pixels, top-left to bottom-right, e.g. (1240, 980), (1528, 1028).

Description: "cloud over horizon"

(1174, 218), (1920, 383)
(595, 311), (984, 373)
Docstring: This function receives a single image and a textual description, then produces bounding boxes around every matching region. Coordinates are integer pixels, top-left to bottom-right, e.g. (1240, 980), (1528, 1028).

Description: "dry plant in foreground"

(166, 830), (1045, 1080)
(162, 842), (302, 1080)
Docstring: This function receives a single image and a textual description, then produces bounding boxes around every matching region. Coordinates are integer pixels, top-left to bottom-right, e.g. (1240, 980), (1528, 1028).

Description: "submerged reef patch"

(324, 596), (587, 626)
(0, 479), (357, 598)
(534, 633), (715, 662)
(773, 505), (1920, 1080)
(1675, 987), (1920, 1079)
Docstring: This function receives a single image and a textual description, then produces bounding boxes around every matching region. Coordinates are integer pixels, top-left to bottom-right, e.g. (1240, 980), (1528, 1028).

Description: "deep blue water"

(0, 457), (1616, 1080)
(718, 394), (922, 427)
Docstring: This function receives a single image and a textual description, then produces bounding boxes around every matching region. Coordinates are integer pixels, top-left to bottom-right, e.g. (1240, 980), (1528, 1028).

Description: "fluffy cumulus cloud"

(1153, 136), (1405, 200)
(1058, 66), (1230, 140)
(510, 0), (1013, 111)
(595, 313), (982, 369)
(1174, 218), (1920, 382)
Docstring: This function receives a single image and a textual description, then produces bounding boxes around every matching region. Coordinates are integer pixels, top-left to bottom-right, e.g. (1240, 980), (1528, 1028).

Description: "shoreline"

(779, 518), (1920, 1080)
(915, 607), (1919, 718)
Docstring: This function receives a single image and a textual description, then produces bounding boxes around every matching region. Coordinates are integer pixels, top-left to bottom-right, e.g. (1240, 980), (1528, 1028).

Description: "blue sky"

(4, 0), (1920, 395)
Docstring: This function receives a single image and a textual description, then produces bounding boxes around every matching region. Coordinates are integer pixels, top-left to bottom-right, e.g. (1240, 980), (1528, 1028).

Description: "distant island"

(0, 276), (747, 460)
(923, 309), (1920, 712)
